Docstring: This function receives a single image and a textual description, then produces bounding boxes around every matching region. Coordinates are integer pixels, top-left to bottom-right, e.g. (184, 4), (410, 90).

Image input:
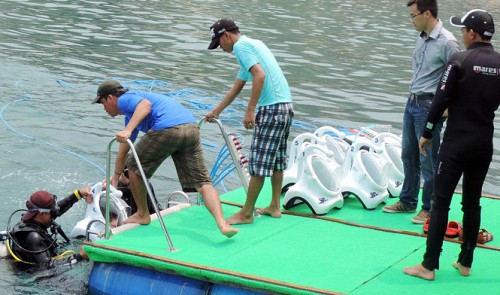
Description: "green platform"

(84, 181), (500, 295)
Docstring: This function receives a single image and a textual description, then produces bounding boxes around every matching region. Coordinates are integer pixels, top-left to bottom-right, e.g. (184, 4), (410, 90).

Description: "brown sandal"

(477, 229), (494, 244)
(459, 228), (494, 244)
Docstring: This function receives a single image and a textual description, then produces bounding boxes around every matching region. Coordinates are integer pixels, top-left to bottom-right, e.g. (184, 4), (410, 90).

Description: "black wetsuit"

(9, 192), (84, 269)
(118, 168), (158, 215)
(421, 42), (500, 270)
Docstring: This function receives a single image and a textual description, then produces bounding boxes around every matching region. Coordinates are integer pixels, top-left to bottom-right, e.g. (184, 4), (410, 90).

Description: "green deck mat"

(85, 182), (500, 294)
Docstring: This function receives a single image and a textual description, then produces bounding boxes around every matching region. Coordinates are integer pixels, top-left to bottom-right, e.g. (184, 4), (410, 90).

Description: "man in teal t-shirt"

(205, 19), (294, 225)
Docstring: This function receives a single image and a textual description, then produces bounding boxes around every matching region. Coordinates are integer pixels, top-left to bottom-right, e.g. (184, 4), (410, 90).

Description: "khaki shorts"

(127, 123), (212, 191)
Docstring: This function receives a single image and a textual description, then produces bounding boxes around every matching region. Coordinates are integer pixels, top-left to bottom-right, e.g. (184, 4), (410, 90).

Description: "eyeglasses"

(410, 12), (422, 20)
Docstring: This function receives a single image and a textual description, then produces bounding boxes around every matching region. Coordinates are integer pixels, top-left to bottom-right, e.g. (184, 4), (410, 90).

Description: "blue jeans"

(400, 95), (444, 211)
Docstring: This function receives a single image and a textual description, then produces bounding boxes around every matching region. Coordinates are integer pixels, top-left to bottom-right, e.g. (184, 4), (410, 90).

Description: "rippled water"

(1, 0), (499, 294)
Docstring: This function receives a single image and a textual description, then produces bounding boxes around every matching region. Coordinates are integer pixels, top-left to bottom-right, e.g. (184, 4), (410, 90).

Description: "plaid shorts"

(127, 123), (212, 191)
(249, 103), (294, 177)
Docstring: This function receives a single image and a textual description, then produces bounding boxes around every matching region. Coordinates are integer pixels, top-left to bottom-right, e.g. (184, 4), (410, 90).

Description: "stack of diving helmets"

(282, 125), (404, 215)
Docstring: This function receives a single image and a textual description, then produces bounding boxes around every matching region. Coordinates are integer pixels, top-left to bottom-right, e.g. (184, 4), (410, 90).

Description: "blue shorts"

(249, 103), (294, 177)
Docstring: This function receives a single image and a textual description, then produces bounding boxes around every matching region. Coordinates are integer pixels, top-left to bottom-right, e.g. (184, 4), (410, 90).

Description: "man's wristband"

(114, 170), (122, 176)
(422, 129), (433, 139)
(74, 189), (81, 200)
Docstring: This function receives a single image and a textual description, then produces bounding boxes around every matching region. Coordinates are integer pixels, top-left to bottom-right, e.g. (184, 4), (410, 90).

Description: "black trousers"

(422, 146), (492, 270)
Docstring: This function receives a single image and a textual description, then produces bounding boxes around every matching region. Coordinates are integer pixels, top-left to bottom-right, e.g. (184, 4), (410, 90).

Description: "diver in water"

(116, 167), (159, 215)
(6, 188), (93, 269)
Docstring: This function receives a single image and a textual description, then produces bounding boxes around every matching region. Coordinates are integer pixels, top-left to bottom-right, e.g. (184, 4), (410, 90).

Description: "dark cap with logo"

(92, 80), (126, 104)
(450, 9), (495, 37)
(22, 190), (55, 221)
(208, 18), (239, 50)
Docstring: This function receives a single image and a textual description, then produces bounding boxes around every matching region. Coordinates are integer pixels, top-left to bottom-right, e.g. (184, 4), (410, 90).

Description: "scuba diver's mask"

(27, 195), (60, 220)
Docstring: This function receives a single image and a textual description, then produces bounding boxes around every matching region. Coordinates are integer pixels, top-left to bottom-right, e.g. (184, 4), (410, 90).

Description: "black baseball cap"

(92, 80), (125, 104)
(450, 9), (495, 37)
(208, 19), (239, 50)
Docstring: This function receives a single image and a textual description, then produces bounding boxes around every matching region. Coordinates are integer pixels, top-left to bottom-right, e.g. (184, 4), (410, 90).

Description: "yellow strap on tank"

(5, 239), (34, 265)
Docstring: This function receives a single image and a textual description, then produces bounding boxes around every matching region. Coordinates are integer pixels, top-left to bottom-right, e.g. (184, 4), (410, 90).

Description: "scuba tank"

(0, 230), (8, 258)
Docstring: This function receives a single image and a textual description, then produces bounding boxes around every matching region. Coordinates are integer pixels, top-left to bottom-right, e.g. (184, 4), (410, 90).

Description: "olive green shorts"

(127, 123), (212, 191)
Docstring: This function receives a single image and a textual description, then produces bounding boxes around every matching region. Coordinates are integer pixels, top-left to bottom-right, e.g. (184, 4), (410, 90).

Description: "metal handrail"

(198, 118), (250, 199)
(166, 191), (191, 208)
(105, 138), (176, 252)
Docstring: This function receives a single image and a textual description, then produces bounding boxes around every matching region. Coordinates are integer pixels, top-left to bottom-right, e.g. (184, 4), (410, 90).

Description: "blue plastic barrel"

(88, 262), (211, 295)
(209, 284), (264, 295)
(88, 262), (265, 295)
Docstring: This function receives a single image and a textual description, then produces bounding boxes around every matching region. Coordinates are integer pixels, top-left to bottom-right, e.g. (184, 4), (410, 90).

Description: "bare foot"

(403, 264), (435, 281)
(256, 207), (282, 218)
(79, 247), (89, 261)
(226, 210), (254, 225)
(123, 212), (151, 225)
(219, 223), (239, 238)
(452, 262), (471, 277)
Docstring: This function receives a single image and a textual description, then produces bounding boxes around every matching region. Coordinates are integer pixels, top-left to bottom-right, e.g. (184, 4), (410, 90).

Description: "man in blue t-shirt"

(92, 80), (237, 237)
(205, 19), (294, 225)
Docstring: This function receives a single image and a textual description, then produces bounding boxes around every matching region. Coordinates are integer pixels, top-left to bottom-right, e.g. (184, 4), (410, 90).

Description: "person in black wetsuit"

(404, 9), (500, 280)
(116, 167), (158, 215)
(7, 188), (93, 269)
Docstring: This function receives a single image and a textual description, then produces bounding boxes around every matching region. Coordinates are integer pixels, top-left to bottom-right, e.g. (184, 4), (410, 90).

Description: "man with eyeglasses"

(383, 0), (459, 224)
(7, 187), (93, 269)
(405, 9), (499, 281)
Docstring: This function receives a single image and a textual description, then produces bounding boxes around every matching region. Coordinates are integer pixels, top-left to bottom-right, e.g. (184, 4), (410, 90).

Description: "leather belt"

(410, 93), (434, 101)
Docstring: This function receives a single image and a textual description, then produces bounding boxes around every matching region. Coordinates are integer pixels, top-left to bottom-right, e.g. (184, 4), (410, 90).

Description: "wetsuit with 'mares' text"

(422, 41), (500, 270)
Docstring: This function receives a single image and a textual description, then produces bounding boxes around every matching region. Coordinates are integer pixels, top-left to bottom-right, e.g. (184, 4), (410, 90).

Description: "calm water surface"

(1, 0), (499, 294)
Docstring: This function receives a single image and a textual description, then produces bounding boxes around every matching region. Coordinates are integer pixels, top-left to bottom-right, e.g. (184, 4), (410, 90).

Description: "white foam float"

(283, 144), (343, 215)
(341, 139), (391, 209)
(371, 132), (404, 197)
(282, 132), (323, 192)
(71, 182), (130, 242)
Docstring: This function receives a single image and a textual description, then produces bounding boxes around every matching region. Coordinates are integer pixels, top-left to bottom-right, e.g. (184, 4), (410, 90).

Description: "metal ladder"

(104, 138), (176, 252)
(166, 191), (191, 208)
(198, 118), (250, 205)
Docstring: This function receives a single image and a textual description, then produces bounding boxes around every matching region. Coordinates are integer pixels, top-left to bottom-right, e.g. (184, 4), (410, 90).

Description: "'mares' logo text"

(473, 65), (500, 76)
